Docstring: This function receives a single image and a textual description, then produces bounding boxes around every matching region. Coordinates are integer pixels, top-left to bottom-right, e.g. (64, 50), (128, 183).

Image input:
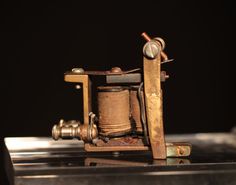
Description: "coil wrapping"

(97, 86), (131, 137)
(130, 86), (144, 133)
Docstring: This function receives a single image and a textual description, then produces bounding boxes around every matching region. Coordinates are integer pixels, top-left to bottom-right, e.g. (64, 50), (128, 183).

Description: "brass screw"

(72, 68), (84, 74)
(178, 147), (185, 155)
(110, 67), (122, 73)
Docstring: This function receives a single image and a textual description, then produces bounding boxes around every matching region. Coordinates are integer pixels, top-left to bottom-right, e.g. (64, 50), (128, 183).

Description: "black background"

(1, 1), (235, 184)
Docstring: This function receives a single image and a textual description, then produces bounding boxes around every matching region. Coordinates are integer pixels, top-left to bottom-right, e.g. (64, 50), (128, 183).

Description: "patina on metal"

(51, 32), (192, 159)
(143, 49), (166, 158)
(52, 119), (98, 142)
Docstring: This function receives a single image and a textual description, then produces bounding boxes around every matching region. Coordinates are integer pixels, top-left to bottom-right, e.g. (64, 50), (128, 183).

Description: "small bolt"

(178, 147), (185, 155)
(110, 67), (122, 73)
(75, 85), (81, 89)
(161, 71), (170, 82)
(72, 68), (84, 74)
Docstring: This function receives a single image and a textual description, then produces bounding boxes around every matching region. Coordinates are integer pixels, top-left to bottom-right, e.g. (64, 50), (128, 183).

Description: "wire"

(138, 82), (149, 145)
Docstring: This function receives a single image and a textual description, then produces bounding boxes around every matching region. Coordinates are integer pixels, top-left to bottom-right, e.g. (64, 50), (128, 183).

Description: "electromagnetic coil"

(97, 86), (132, 137)
(130, 86), (144, 133)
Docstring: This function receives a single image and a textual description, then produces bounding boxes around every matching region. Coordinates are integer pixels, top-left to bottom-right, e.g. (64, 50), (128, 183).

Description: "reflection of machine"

(84, 157), (190, 167)
(51, 32), (191, 159)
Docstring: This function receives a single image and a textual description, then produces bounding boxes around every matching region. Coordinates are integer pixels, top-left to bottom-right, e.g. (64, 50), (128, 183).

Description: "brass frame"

(85, 142), (191, 157)
(52, 32), (192, 160)
(143, 56), (166, 159)
(64, 74), (91, 125)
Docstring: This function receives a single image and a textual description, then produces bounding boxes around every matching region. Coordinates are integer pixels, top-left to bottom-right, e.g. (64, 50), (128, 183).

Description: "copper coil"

(97, 86), (131, 137)
(130, 86), (144, 133)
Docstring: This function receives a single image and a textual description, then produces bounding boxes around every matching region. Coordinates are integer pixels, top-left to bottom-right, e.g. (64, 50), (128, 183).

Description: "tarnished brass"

(143, 56), (166, 159)
(52, 119), (98, 142)
(64, 74), (91, 125)
(84, 142), (191, 157)
(51, 32), (191, 159)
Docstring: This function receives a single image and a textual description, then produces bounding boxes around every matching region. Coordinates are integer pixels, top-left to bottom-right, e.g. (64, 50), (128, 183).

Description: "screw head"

(143, 41), (161, 59)
(110, 67), (122, 73)
(75, 85), (81, 89)
(72, 68), (84, 74)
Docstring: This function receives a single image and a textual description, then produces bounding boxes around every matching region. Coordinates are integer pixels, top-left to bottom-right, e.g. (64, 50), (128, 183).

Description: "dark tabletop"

(4, 131), (236, 185)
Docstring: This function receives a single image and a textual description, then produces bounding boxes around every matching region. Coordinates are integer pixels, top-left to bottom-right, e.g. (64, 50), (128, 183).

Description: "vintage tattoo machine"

(52, 32), (191, 159)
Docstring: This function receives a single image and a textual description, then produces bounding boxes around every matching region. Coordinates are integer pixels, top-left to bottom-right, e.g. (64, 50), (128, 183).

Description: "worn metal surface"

(94, 137), (145, 147)
(143, 54), (166, 159)
(85, 139), (191, 157)
(106, 72), (166, 84)
(106, 73), (141, 84)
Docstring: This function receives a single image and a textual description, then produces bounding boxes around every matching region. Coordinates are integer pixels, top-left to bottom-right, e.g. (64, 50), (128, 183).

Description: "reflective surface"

(4, 132), (236, 185)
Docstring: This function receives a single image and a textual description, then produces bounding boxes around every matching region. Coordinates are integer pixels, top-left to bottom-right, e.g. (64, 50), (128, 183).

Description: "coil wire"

(97, 86), (132, 137)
